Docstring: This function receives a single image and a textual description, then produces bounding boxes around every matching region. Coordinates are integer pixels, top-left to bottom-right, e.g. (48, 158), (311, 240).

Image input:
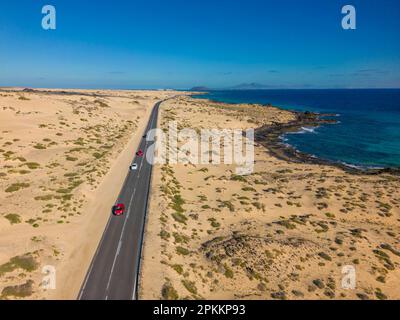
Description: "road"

(78, 100), (162, 300)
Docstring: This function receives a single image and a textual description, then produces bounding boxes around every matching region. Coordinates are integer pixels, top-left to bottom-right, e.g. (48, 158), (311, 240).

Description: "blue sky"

(0, 0), (399, 89)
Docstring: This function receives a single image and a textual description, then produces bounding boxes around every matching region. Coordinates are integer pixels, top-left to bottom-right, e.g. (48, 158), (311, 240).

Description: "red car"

(112, 203), (125, 216)
(136, 149), (144, 157)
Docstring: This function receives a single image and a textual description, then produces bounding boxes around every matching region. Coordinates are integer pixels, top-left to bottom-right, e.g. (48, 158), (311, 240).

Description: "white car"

(130, 163), (138, 171)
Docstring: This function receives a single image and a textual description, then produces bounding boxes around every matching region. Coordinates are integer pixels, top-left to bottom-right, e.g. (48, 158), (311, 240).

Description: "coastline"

(191, 93), (400, 176)
(254, 111), (400, 176)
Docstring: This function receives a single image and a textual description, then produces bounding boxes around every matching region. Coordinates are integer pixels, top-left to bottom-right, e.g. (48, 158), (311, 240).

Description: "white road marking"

(116, 241), (122, 255)
(132, 275), (138, 300)
(78, 213), (113, 299)
(105, 177), (138, 293)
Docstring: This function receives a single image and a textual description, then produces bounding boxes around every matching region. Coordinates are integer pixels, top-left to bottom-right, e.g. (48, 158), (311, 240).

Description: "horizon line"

(1, 85), (400, 91)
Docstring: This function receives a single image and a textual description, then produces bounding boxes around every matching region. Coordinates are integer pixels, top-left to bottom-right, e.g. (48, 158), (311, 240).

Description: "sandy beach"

(0, 88), (181, 299)
(140, 95), (400, 300)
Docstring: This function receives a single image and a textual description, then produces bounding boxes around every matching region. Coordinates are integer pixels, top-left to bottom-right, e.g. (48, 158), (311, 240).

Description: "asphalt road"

(78, 100), (162, 300)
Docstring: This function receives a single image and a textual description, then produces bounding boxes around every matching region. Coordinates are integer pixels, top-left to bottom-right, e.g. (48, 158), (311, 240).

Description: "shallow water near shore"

(193, 89), (400, 168)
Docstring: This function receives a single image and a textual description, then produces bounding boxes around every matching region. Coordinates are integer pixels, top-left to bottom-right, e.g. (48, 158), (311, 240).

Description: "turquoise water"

(192, 89), (400, 168)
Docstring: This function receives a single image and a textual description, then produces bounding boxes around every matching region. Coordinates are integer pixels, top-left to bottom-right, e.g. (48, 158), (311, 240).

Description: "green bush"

(161, 283), (179, 300)
(25, 162), (40, 169)
(176, 246), (190, 255)
(4, 214), (21, 225)
(5, 183), (30, 193)
(182, 280), (197, 294)
(1, 280), (34, 298)
(0, 254), (38, 277)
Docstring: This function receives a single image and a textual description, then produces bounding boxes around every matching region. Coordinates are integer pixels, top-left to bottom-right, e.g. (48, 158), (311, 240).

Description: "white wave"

(340, 161), (385, 170)
(301, 126), (316, 133)
(288, 126), (318, 135)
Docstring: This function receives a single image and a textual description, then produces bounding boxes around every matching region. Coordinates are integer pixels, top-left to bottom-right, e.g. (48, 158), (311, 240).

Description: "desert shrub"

(0, 254), (38, 277)
(208, 218), (220, 228)
(56, 188), (71, 194)
(375, 288), (387, 300)
(161, 283), (179, 300)
(182, 280), (197, 294)
(242, 186), (256, 192)
(224, 264), (234, 278)
(33, 143), (46, 150)
(5, 182), (30, 193)
(173, 233), (189, 244)
(275, 219), (296, 230)
(218, 200), (235, 212)
(34, 194), (53, 201)
(172, 212), (187, 224)
(318, 252), (332, 261)
(171, 194), (185, 213)
(176, 246), (190, 255)
(4, 214), (21, 224)
(25, 162), (40, 169)
(172, 264), (184, 275)
(159, 230), (170, 240)
(230, 174), (247, 182)
(93, 152), (105, 159)
(1, 280), (34, 298)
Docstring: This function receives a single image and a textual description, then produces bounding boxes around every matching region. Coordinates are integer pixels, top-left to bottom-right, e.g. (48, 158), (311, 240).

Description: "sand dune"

(140, 96), (400, 300)
(0, 88), (180, 299)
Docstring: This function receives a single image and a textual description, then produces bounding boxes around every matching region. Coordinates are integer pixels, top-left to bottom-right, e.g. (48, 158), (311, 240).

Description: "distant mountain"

(190, 86), (210, 91)
(190, 83), (275, 91)
(228, 83), (274, 90)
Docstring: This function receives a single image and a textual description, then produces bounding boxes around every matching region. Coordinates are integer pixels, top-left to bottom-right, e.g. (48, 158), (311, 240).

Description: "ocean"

(192, 89), (400, 169)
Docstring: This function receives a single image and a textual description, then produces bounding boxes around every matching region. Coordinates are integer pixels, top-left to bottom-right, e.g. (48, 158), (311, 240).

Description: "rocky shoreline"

(255, 110), (400, 176)
(190, 94), (400, 176)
